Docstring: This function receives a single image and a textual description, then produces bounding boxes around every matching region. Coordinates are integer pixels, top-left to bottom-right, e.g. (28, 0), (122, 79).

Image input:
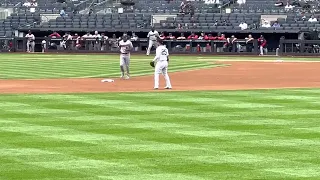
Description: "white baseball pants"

(154, 60), (172, 89)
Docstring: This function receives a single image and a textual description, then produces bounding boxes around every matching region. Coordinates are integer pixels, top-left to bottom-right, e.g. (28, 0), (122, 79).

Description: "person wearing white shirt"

(82, 32), (92, 38)
(308, 15), (318, 22)
(152, 39), (172, 90)
(146, 27), (159, 55)
(239, 22), (248, 30)
(285, 2), (294, 11)
(93, 31), (101, 51)
(119, 35), (133, 79)
(25, 30), (35, 52)
(41, 37), (46, 53)
(261, 21), (271, 28)
(23, 0), (31, 7)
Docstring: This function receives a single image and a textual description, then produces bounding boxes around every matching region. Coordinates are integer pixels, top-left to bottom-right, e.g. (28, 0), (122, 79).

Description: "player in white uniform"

(146, 27), (159, 56)
(153, 39), (172, 89)
(118, 35), (133, 79)
(25, 30), (35, 53)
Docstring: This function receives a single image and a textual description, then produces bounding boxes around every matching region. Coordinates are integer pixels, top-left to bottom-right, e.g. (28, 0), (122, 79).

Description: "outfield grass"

(0, 54), (224, 79)
(1, 89), (320, 179)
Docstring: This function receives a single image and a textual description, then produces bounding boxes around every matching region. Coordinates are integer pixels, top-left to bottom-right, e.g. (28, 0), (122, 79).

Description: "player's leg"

(120, 55), (125, 78)
(124, 56), (130, 79)
(259, 46), (264, 55)
(26, 42), (30, 52)
(162, 62), (172, 89)
(154, 62), (161, 89)
(146, 40), (153, 55)
(31, 42), (35, 52)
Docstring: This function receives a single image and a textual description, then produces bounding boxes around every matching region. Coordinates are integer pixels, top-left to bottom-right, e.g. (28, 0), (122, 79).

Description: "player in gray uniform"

(25, 30), (35, 52)
(118, 35), (133, 79)
(146, 27), (159, 55)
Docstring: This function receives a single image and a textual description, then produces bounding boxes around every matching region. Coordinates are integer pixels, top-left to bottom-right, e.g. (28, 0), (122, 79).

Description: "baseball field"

(1, 54), (320, 179)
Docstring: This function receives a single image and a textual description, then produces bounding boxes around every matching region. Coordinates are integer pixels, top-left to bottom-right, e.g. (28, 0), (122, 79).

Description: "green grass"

(0, 54), (224, 79)
(1, 89), (320, 179)
(1, 54), (320, 80)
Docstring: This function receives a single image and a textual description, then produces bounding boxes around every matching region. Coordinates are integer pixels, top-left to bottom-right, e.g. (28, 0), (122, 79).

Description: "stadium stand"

(1, 0), (320, 37)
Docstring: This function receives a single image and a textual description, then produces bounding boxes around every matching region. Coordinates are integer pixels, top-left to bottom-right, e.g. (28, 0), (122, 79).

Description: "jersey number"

(161, 50), (167, 55)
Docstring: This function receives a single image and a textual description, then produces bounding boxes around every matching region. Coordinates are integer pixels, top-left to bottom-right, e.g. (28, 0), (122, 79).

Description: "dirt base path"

(1, 61), (320, 94)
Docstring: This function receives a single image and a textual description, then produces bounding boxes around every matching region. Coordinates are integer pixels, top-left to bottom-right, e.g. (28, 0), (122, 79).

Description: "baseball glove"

(150, 61), (155, 68)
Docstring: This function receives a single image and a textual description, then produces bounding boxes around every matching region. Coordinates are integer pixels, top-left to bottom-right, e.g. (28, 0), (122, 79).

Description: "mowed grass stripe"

(0, 54), (216, 79)
(1, 89), (320, 179)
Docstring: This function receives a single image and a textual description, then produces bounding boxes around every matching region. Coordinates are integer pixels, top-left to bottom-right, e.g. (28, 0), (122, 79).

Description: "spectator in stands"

(213, 20), (219, 26)
(308, 15), (318, 22)
(180, 0), (186, 13)
(167, 33), (176, 39)
(31, 0), (37, 6)
(275, 0), (284, 7)
(177, 23), (183, 30)
(258, 35), (267, 55)
(285, 2), (294, 11)
(239, 21), (248, 30)
(159, 32), (166, 40)
(272, 21), (281, 28)
(187, 32), (198, 40)
(83, 32), (92, 38)
(245, 34), (254, 52)
(89, 8), (93, 16)
(60, 7), (67, 17)
(49, 31), (61, 38)
(237, 0), (246, 5)
(261, 20), (271, 28)
(23, 0), (31, 7)
(221, 20), (230, 26)
(177, 33), (186, 40)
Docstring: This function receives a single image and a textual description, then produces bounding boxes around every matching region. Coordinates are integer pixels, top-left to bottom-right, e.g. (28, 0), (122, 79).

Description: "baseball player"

(25, 30), (35, 53)
(146, 27), (159, 56)
(152, 39), (172, 90)
(118, 35), (133, 79)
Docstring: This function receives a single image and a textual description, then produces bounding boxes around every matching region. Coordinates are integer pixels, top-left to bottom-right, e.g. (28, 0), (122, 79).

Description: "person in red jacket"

(187, 32), (198, 40)
(49, 31), (61, 38)
(206, 34), (215, 40)
(166, 33), (175, 40)
(258, 35), (267, 55)
(217, 33), (226, 40)
(159, 32), (166, 40)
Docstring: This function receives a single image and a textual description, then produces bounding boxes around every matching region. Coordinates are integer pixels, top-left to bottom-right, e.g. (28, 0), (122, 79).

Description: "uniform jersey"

(147, 31), (159, 41)
(25, 34), (35, 42)
(154, 45), (169, 62)
(119, 40), (133, 54)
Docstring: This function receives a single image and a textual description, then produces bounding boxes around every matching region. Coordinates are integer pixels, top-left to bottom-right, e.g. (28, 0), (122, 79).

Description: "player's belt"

(121, 53), (129, 54)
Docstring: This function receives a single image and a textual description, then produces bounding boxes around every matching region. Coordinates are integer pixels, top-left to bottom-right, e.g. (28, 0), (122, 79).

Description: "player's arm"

(166, 48), (169, 62)
(129, 42), (134, 51)
(153, 48), (160, 62)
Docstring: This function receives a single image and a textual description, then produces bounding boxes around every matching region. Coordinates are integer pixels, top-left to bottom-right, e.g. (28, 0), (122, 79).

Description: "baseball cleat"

(165, 87), (172, 89)
(154, 87), (158, 90)
(124, 75), (130, 80)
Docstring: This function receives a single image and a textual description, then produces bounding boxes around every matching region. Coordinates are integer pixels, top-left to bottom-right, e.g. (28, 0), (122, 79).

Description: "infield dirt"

(1, 61), (320, 94)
